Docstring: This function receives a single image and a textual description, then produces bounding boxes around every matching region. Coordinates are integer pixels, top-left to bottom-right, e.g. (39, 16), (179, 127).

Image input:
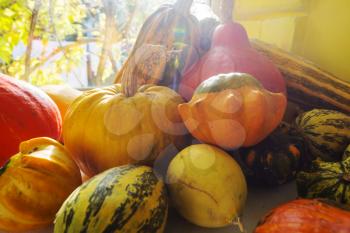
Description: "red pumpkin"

(0, 74), (62, 166)
(255, 199), (350, 233)
(179, 1), (286, 101)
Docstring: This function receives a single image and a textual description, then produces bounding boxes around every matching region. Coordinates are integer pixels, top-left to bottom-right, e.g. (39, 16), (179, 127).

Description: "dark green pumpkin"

(114, 0), (200, 91)
(233, 123), (307, 186)
(297, 157), (350, 205)
(295, 109), (350, 161)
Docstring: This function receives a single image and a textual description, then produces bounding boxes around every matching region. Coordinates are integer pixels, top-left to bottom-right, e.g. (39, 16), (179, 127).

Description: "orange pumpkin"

(41, 85), (82, 142)
(40, 84), (82, 120)
(0, 74), (61, 166)
(63, 49), (190, 176)
(178, 73), (286, 149)
(254, 199), (350, 233)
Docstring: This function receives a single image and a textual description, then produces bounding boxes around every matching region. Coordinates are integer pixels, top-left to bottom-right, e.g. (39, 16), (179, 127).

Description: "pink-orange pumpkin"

(0, 74), (62, 166)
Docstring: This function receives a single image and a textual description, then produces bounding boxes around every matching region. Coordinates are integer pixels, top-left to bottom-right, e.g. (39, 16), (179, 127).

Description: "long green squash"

(252, 40), (350, 114)
(54, 165), (168, 233)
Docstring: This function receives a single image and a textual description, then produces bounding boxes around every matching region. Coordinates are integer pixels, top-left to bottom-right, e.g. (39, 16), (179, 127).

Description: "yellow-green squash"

(54, 165), (168, 233)
(166, 144), (247, 228)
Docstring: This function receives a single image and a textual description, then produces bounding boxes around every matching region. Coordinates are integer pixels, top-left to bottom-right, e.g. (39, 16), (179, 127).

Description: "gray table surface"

(4, 181), (297, 233)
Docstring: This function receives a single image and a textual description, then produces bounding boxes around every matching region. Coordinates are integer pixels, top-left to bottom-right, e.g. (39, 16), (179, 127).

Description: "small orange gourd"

(178, 73), (287, 149)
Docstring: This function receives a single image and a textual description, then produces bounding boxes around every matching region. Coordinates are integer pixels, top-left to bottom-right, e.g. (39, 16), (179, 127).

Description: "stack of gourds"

(0, 0), (350, 232)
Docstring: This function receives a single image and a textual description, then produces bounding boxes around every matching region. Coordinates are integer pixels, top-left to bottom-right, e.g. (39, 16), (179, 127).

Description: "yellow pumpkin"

(0, 137), (82, 232)
(63, 84), (189, 177)
(40, 84), (82, 120)
(178, 73), (287, 149)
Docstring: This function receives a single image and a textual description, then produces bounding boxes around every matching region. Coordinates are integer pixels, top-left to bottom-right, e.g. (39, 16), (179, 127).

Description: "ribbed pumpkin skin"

(63, 84), (189, 176)
(254, 199), (350, 233)
(295, 109), (350, 161)
(115, 0), (200, 91)
(54, 165), (168, 233)
(0, 74), (62, 166)
(296, 158), (350, 205)
(0, 137), (82, 232)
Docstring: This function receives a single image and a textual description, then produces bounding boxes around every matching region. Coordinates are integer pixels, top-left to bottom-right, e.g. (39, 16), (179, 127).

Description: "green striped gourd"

(54, 165), (168, 233)
(295, 109), (350, 161)
(296, 157), (350, 205)
(114, 0), (200, 91)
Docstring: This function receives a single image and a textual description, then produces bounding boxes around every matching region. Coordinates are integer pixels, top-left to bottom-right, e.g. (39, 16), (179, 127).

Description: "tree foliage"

(0, 0), (166, 86)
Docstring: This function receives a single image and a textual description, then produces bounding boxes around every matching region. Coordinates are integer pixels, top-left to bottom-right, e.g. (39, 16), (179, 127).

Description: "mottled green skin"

(194, 73), (263, 94)
(297, 158), (350, 205)
(296, 109), (350, 161)
(54, 165), (168, 233)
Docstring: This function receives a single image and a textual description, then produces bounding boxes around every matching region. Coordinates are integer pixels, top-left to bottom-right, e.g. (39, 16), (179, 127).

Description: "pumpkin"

(233, 123), (307, 186)
(295, 109), (350, 161)
(179, 0), (286, 101)
(0, 74), (62, 166)
(254, 199), (350, 233)
(54, 165), (168, 233)
(0, 137), (81, 232)
(64, 50), (189, 177)
(40, 84), (82, 121)
(178, 73), (286, 150)
(114, 0), (200, 91)
(41, 85), (82, 142)
(296, 157), (350, 205)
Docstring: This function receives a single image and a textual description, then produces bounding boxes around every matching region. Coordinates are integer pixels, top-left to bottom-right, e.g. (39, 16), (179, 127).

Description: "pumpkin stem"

(121, 44), (167, 97)
(219, 0), (235, 23)
(232, 216), (246, 233)
(174, 0), (194, 13)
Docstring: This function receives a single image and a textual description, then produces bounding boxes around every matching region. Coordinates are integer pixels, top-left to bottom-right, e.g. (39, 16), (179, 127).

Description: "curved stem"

(121, 44), (167, 97)
(174, 0), (194, 13)
(220, 0), (235, 23)
(232, 216), (246, 233)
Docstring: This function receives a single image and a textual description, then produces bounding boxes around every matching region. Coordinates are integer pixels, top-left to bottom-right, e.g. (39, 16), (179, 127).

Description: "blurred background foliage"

(0, 0), (170, 86)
